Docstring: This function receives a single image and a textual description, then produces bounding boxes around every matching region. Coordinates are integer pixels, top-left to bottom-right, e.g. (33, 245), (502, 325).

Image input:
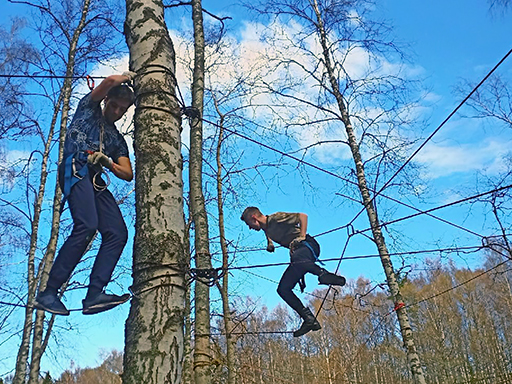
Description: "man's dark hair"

(241, 206), (262, 222)
(107, 84), (135, 105)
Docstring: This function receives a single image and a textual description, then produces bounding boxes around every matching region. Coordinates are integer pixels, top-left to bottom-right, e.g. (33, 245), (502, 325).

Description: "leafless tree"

(123, 0), (187, 382)
(241, 0), (427, 381)
(0, 19), (39, 139)
(0, 0), (128, 382)
(187, 1), (214, 383)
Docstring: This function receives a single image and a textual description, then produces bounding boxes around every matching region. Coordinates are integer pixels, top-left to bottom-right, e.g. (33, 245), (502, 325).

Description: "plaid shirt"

(63, 93), (129, 162)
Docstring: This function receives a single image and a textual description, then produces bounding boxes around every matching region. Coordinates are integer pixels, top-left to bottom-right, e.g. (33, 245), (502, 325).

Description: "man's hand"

(88, 152), (112, 169)
(266, 243), (275, 253)
(122, 71), (137, 83)
(289, 236), (306, 253)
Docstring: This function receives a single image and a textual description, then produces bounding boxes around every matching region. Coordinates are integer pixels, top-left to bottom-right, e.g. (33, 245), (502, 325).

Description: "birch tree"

(212, 97), (236, 384)
(0, 19), (38, 139)
(123, 0), (187, 382)
(245, 0), (426, 381)
(188, 1), (213, 383)
(5, 0), (124, 381)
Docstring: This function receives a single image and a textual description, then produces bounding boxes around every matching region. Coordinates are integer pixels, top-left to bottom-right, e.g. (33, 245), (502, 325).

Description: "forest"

(9, 254), (512, 384)
(0, 0), (511, 383)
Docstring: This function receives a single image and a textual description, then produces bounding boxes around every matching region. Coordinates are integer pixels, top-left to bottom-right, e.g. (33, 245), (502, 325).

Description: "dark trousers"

(277, 238), (323, 314)
(47, 169), (128, 297)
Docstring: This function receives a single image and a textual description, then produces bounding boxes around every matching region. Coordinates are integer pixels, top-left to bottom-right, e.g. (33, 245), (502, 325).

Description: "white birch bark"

(189, 0), (212, 382)
(310, 0), (426, 382)
(123, 0), (186, 382)
(213, 100), (236, 384)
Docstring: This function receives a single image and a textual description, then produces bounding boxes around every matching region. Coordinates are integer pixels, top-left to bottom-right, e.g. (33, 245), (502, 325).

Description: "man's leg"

(277, 264), (306, 313)
(35, 176), (98, 315)
(295, 243), (346, 286)
(82, 188), (129, 314)
(277, 252), (321, 337)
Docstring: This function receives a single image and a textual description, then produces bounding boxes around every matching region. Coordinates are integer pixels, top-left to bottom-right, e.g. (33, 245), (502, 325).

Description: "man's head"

(241, 206), (265, 230)
(103, 85), (135, 123)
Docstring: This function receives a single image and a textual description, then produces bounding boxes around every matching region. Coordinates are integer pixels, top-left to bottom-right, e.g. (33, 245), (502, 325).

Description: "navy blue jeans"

(277, 237), (323, 314)
(47, 168), (128, 297)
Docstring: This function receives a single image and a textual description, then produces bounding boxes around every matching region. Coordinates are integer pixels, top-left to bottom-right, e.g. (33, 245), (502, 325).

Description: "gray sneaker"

(34, 291), (70, 316)
(82, 292), (130, 315)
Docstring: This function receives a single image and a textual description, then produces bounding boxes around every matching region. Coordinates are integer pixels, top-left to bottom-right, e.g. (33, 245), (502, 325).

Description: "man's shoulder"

(269, 211), (288, 219)
(76, 92), (100, 112)
(269, 212), (299, 222)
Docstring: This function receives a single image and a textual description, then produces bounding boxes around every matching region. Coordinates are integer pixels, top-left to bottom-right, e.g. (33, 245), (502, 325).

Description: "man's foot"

(318, 271), (346, 286)
(293, 307), (322, 337)
(82, 292), (131, 315)
(34, 291), (70, 316)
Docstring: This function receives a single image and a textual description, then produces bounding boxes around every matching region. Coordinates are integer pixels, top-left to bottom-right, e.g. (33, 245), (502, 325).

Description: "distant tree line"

(15, 250), (510, 384)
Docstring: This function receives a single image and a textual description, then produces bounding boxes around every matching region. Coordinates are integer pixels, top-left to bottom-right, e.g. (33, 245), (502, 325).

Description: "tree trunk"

(189, 0), (212, 383)
(13, 1), (92, 383)
(310, 0), (426, 382)
(123, 0), (186, 382)
(182, 227), (193, 384)
(27, 1), (92, 381)
(213, 97), (236, 384)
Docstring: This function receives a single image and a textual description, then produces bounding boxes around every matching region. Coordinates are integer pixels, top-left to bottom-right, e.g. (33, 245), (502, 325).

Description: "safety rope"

(90, 120), (111, 191)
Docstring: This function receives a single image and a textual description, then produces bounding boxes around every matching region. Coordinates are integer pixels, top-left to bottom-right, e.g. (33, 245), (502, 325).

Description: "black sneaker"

(318, 272), (346, 286)
(34, 291), (70, 316)
(82, 292), (131, 315)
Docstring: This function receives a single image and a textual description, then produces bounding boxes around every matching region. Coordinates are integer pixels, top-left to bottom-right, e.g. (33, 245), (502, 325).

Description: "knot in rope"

(181, 106), (201, 119)
(188, 267), (226, 287)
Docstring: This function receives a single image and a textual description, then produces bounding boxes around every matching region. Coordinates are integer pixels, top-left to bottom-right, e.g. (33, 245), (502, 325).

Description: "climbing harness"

(301, 235), (324, 266)
(61, 120), (111, 208)
(292, 235), (324, 293)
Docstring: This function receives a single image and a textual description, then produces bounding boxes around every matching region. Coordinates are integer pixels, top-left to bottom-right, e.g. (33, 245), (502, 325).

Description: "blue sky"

(1, 0), (511, 378)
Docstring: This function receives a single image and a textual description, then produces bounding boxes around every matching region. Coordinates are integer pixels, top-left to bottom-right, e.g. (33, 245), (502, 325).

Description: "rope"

(222, 244), (485, 271)
(0, 299), (123, 312)
(354, 184), (512, 238)
(314, 227), (354, 322)
(346, 47), (512, 228)
(123, 65), (497, 243)
(1, 244), (508, 338)
(0, 74), (106, 79)
(200, 115), (496, 241)
(188, 267), (226, 287)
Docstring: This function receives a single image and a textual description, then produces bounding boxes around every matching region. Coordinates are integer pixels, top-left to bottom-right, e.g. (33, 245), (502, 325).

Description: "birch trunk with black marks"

(28, 2), (94, 380)
(213, 99), (236, 384)
(13, 0), (92, 382)
(310, 0), (426, 382)
(182, 283), (193, 384)
(182, 223), (193, 384)
(124, 0), (186, 382)
(189, 0), (212, 383)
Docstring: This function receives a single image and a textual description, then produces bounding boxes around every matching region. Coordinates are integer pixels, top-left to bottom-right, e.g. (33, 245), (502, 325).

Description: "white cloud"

(80, 17), (428, 168)
(6, 149), (32, 164)
(415, 139), (510, 179)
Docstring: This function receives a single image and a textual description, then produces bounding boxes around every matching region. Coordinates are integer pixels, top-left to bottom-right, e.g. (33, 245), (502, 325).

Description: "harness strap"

(296, 237), (323, 294)
(61, 152), (89, 211)
(302, 240), (325, 266)
(63, 152), (89, 198)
